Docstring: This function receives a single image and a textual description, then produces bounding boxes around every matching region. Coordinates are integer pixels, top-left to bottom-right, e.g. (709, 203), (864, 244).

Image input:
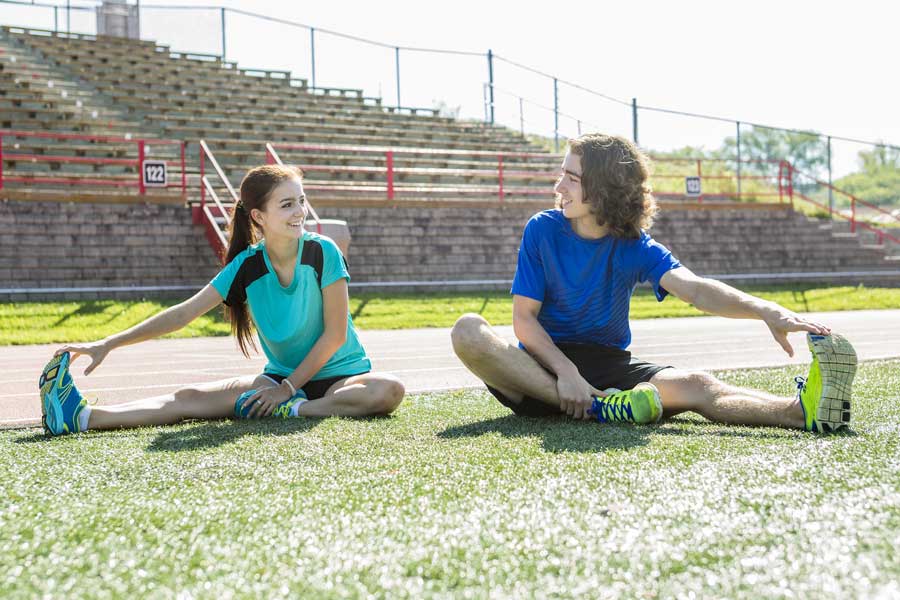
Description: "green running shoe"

(591, 382), (663, 425)
(795, 333), (857, 433)
(38, 352), (87, 436)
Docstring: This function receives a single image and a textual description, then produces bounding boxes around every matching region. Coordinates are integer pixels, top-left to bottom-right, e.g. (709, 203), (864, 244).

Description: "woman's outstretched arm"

(55, 285), (224, 374)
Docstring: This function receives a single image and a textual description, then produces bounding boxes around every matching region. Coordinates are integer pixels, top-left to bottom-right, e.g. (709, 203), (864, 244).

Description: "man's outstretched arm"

(659, 266), (831, 356)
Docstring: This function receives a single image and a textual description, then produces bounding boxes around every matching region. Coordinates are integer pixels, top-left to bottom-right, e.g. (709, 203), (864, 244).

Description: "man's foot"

(591, 382), (663, 425)
(234, 388), (309, 419)
(795, 333), (857, 433)
(39, 352), (86, 436)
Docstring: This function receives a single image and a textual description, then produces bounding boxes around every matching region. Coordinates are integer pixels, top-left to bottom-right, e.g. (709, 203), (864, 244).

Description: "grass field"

(2, 360), (898, 598)
(2, 284), (900, 345)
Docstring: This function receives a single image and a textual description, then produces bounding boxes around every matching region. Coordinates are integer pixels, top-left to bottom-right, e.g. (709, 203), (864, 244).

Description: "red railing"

(0, 130), (186, 196)
(196, 139), (237, 261)
(651, 157), (789, 204)
(265, 142), (558, 203)
(790, 167), (900, 246)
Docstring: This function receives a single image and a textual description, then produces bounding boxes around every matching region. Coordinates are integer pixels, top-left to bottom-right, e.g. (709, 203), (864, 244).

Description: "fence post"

(395, 47), (401, 109)
(497, 154), (504, 202)
(486, 49), (495, 125)
(851, 197), (856, 233)
(827, 135), (833, 214)
(736, 121), (742, 197)
(788, 162), (794, 209)
(54, 7), (58, 32)
(310, 28), (316, 88)
(777, 160), (783, 204)
(553, 78), (559, 152)
(180, 141), (186, 197)
(632, 98), (638, 145)
(66, 0), (70, 34)
(220, 8), (227, 59)
(386, 150), (394, 201)
(519, 97), (524, 136)
(696, 159), (702, 203)
(138, 139), (146, 195)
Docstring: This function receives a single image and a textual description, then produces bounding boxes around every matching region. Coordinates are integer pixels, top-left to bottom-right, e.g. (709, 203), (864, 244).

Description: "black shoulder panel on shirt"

(300, 239), (324, 285)
(225, 251), (268, 306)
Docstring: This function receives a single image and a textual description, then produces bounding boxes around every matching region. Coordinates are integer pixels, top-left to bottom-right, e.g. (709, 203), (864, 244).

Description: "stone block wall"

(1, 200), (895, 302)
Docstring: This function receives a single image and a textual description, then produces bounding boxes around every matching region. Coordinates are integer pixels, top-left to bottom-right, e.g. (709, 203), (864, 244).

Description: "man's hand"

(556, 372), (606, 420)
(763, 308), (831, 356)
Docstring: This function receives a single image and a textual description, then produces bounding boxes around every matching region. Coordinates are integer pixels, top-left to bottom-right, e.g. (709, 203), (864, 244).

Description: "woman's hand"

(54, 341), (111, 375)
(243, 383), (294, 418)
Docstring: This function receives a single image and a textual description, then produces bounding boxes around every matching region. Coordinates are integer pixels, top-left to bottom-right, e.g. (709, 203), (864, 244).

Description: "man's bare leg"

(451, 313), (561, 409)
(650, 369), (804, 428)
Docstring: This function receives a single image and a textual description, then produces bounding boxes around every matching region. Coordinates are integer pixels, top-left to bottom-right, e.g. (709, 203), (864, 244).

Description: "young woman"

(39, 164), (405, 435)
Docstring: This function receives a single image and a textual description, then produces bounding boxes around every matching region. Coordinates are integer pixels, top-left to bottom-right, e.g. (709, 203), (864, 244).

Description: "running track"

(3, 309), (899, 429)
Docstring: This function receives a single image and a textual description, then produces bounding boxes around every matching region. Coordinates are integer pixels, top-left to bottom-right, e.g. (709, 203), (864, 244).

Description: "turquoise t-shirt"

(210, 232), (371, 379)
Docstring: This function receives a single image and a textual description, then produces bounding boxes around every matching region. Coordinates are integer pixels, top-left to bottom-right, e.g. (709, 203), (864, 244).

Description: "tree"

(857, 144), (900, 172)
(720, 126), (827, 176)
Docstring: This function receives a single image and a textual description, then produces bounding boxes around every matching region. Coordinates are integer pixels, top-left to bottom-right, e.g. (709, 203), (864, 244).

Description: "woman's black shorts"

(261, 371), (370, 400)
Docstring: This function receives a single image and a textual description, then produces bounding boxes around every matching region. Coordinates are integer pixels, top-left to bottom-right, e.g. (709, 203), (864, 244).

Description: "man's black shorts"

(485, 342), (670, 417)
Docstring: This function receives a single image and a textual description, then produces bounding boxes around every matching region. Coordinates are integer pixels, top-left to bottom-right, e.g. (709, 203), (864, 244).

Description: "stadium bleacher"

(0, 26), (896, 300)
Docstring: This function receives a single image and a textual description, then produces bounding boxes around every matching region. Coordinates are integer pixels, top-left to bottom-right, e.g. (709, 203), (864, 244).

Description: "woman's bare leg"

(86, 374), (262, 430)
(296, 373), (405, 417)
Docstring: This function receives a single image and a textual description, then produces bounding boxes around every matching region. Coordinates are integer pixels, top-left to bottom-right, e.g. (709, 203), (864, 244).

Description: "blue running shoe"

(39, 352), (86, 436)
(234, 388), (308, 419)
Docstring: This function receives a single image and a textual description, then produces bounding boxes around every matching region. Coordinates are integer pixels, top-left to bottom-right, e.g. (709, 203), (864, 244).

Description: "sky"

(3, 0), (897, 176)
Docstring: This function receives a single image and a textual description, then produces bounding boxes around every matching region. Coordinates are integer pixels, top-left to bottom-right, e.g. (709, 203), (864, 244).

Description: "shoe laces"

(592, 392), (634, 423)
(794, 376), (807, 398)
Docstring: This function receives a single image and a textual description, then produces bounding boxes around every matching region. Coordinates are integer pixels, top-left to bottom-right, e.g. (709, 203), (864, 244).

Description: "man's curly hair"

(563, 134), (657, 239)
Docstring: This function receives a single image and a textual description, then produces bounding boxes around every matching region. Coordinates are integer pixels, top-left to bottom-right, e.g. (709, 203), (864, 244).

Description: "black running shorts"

(262, 371), (370, 400)
(485, 342), (670, 417)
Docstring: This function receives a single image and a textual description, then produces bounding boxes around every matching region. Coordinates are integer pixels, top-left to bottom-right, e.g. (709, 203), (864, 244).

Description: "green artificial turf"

(1, 360), (898, 598)
(2, 284), (900, 345)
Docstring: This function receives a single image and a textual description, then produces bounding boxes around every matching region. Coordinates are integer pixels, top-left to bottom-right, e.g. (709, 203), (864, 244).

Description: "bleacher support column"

(632, 98), (638, 145)
(487, 49), (495, 125)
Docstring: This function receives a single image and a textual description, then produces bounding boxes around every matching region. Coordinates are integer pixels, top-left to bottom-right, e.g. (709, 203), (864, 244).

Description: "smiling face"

(250, 177), (308, 240)
(554, 151), (591, 221)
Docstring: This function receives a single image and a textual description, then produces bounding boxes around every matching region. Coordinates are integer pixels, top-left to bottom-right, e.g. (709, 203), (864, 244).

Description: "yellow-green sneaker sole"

(807, 333), (856, 432)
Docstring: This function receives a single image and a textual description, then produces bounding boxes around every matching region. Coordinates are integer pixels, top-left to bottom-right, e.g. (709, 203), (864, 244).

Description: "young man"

(451, 134), (856, 433)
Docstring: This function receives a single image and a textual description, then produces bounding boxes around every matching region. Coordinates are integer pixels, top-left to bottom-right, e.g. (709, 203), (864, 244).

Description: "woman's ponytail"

(221, 164), (304, 357)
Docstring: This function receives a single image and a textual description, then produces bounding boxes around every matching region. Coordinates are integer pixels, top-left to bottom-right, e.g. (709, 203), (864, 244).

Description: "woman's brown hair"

(565, 134), (657, 239)
(223, 164), (304, 357)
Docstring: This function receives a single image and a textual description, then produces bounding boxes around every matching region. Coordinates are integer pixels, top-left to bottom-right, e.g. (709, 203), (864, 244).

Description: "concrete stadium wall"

(0, 200), (895, 302)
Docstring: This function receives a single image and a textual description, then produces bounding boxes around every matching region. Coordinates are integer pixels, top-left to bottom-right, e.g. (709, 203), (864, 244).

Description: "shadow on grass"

(50, 301), (116, 328)
(438, 415), (655, 453)
(146, 417), (326, 453)
(439, 414), (857, 452)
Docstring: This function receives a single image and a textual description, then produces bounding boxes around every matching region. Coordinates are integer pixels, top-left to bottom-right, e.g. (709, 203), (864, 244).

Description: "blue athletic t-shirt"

(511, 209), (681, 349)
(211, 232), (371, 379)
